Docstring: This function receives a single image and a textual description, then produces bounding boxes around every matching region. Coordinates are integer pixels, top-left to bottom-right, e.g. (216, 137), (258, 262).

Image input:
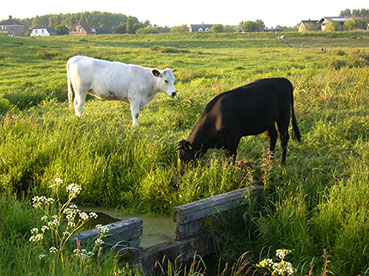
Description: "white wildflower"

(38, 254), (46, 259)
(95, 238), (103, 246)
(54, 178), (63, 184)
(32, 196), (54, 208)
(74, 248), (94, 259)
(67, 221), (76, 228)
(63, 231), (71, 236)
(276, 249), (291, 260)
(79, 212), (89, 221)
(46, 198), (54, 204)
(96, 224), (109, 234)
(49, 247), (58, 254)
(66, 183), (81, 197)
(29, 233), (43, 242)
(48, 217), (60, 228)
(41, 215), (48, 221)
(31, 228), (39, 234)
(41, 226), (49, 232)
(89, 212), (98, 219)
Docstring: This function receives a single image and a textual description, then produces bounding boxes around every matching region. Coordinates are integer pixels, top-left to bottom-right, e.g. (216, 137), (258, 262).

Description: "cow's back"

(68, 56), (123, 78)
(204, 78), (293, 136)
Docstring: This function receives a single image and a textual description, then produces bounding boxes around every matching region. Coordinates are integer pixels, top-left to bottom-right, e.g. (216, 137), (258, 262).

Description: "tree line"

(16, 11), (280, 35)
(16, 8), (368, 35)
(339, 8), (369, 18)
(18, 11), (153, 35)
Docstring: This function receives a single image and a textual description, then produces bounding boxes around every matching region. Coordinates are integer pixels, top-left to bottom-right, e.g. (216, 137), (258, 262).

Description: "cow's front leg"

(266, 125), (277, 160)
(129, 99), (141, 127)
(225, 138), (240, 164)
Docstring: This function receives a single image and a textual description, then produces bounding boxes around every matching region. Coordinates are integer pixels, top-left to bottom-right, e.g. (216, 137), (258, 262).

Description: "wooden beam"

(173, 185), (262, 239)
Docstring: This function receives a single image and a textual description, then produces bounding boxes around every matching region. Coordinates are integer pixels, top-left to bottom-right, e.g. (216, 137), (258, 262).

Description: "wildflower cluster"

(73, 248), (94, 260)
(257, 249), (296, 276)
(96, 224), (109, 234)
(32, 196), (55, 209)
(29, 178), (102, 264)
(66, 183), (82, 198)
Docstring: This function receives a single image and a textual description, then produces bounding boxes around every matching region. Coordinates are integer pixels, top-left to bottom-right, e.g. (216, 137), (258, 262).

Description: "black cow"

(177, 78), (301, 174)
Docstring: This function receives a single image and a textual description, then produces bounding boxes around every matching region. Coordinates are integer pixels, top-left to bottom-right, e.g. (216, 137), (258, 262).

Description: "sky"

(2, 0), (368, 28)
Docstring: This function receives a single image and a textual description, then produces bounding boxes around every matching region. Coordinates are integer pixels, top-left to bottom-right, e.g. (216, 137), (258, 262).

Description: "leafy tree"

(136, 26), (159, 34)
(20, 12), (134, 33)
(126, 17), (136, 34)
(114, 22), (127, 34)
(154, 25), (170, 33)
(300, 23), (319, 32)
(239, 20), (265, 32)
(210, 24), (224, 33)
(340, 9), (352, 17)
(55, 25), (69, 35)
(324, 21), (341, 32)
(345, 18), (367, 30)
(223, 25), (236, 32)
(339, 8), (369, 18)
(170, 25), (189, 33)
(276, 25), (298, 32)
(352, 8), (369, 18)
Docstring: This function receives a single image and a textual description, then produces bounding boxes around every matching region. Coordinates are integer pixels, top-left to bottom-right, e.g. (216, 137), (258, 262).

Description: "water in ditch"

(80, 206), (176, 248)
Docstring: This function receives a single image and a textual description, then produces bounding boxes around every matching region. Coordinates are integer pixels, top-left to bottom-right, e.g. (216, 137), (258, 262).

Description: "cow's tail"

(289, 80), (301, 142)
(66, 59), (74, 112)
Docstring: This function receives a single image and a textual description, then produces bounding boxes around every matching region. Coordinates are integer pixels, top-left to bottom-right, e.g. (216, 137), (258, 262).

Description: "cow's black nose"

(171, 92), (177, 97)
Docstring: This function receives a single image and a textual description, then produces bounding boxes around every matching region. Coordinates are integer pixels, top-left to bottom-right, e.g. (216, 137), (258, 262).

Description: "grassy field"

(1, 31), (369, 275)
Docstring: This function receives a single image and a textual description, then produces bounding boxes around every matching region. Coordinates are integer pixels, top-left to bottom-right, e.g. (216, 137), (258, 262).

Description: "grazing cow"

(177, 78), (301, 174)
(67, 56), (177, 126)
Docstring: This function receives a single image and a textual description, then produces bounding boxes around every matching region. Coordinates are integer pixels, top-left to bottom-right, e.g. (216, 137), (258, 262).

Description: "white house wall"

(30, 29), (50, 37)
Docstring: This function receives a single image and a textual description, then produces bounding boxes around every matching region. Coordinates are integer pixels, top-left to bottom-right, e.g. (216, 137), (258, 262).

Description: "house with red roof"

(69, 22), (95, 35)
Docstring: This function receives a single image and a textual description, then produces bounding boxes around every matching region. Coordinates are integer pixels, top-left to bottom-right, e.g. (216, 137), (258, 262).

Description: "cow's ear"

(177, 140), (192, 151)
(152, 69), (161, 77)
(184, 141), (192, 150)
(176, 140), (186, 150)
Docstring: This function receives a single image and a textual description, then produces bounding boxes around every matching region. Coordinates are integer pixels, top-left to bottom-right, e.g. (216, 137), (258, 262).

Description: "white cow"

(67, 55), (177, 126)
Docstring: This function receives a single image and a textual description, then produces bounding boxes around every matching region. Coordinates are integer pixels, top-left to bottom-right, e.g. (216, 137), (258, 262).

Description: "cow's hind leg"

(277, 115), (290, 165)
(266, 124), (277, 160)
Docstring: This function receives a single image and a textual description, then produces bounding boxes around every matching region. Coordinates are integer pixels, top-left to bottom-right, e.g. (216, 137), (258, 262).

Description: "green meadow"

(1, 32), (369, 275)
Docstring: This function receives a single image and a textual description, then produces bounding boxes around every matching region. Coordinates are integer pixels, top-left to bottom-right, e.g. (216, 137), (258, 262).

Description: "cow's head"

(176, 140), (196, 174)
(152, 68), (177, 97)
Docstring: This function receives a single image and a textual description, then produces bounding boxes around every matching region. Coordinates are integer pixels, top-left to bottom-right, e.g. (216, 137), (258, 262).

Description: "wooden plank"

(73, 217), (143, 249)
(134, 234), (215, 274)
(173, 185), (262, 240)
(174, 185), (262, 224)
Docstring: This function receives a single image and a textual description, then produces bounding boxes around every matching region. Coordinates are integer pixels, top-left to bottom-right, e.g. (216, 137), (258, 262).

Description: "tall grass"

(1, 32), (369, 275)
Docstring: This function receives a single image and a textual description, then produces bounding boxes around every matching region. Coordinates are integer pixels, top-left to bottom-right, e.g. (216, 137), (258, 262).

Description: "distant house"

(69, 22), (112, 35)
(30, 26), (57, 37)
(319, 17), (349, 31)
(190, 24), (214, 32)
(69, 22), (95, 35)
(298, 20), (319, 32)
(0, 16), (24, 36)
